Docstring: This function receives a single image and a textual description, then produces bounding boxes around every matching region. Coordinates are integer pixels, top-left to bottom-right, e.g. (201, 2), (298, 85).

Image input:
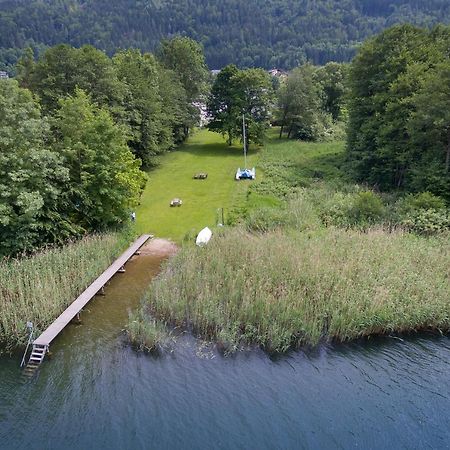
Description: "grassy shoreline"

(130, 132), (450, 354)
(0, 232), (131, 352)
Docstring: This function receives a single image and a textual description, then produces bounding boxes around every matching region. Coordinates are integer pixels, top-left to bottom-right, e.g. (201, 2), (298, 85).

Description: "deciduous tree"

(0, 80), (70, 256)
(53, 89), (145, 230)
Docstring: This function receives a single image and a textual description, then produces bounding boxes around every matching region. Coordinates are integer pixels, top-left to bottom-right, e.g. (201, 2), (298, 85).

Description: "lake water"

(0, 251), (449, 450)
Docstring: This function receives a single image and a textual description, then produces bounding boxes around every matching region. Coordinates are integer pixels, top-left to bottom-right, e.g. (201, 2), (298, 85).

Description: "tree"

(157, 36), (209, 137)
(157, 65), (191, 145)
(29, 44), (124, 114)
(0, 80), (70, 256)
(315, 62), (349, 121)
(346, 25), (432, 189)
(53, 89), (145, 230)
(15, 47), (35, 90)
(113, 49), (169, 166)
(158, 36), (208, 103)
(207, 66), (273, 146)
(277, 65), (324, 140)
(347, 24), (450, 200)
(409, 61), (450, 199)
(207, 64), (240, 145)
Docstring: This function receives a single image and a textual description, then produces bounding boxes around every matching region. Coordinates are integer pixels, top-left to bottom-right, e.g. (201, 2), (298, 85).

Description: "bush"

(350, 191), (386, 223)
(398, 192), (446, 213)
(321, 190), (385, 228)
(401, 209), (450, 235)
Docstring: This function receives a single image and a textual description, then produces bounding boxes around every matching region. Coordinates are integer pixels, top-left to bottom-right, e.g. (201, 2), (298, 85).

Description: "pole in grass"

(242, 114), (247, 169)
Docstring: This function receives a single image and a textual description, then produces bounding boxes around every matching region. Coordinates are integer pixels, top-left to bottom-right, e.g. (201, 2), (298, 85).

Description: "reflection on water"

(0, 250), (449, 450)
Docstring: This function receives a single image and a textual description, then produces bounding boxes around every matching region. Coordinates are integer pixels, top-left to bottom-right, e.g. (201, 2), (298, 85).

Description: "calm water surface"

(0, 253), (449, 450)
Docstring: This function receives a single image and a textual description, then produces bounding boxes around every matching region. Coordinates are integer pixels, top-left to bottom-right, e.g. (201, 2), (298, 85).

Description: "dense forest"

(1, 0), (450, 72)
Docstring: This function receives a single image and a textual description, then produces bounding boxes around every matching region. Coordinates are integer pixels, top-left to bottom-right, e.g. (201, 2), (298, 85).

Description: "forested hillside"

(1, 0), (450, 71)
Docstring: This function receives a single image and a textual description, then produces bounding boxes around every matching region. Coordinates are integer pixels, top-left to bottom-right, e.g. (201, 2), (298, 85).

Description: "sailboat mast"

(242, 114), (247, 168)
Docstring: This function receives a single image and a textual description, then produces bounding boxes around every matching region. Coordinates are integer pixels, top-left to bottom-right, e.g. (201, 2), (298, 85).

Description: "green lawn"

(135, 129), (259, 242)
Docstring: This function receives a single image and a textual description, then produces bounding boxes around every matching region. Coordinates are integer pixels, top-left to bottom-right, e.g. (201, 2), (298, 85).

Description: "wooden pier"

(25, 234), (152, 370)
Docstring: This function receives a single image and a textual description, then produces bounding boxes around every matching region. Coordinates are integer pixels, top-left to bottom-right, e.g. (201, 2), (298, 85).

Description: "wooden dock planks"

(33, 234), (152, 348)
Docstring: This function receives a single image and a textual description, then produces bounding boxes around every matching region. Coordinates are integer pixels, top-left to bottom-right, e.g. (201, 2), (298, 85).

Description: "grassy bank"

(0, 232), (130, 352)
(135, 129), (259, 242)
(130, 132), (450, 353)
(135, 226), (449, 353)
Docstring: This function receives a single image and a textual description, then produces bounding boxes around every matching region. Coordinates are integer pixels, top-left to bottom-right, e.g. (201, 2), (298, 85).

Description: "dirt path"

(139, 238), (178, 257)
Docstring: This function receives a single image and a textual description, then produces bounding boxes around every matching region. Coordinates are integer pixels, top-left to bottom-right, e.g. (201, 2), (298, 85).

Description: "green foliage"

(315, 62), (349, 121)
(351, 191), (386, 223)
(1, 38), (210, 256)
(26, 44), (124, 114)
(53, 89), (146, 230)
(0, 79), (73, 256)
(157, 36), (209, 138)
(207, 65), (273, 146)
(409, 58), (450, 198)
(401, 208), (450, 235)
(1, 1), (450, 69)
(157, 36), (208, 103)
(398, 192), (447, 213)
(277, 64), (326, 141)
(113, 49), (173, 166)
(347, 24), (450, 199)
(395, 192), (450, 234)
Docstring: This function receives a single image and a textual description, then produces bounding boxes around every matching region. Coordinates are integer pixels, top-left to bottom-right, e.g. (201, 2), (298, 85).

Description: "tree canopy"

(0, 80), (69, 255)
(207, 65), (273, 146)
(0, 37), (209, 256)
(1, 0), (449, 72)
(346, 24), (450, 200)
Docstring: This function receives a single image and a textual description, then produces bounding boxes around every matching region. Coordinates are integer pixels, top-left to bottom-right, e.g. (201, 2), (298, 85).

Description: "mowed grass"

(135, 129), (260, 242)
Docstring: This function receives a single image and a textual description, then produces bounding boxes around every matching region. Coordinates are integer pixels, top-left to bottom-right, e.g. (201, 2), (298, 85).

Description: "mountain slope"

(0, 0), (449, 69)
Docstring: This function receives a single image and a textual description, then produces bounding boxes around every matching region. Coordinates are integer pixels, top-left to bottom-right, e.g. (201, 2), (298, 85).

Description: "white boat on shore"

(196, 227), (212, 246)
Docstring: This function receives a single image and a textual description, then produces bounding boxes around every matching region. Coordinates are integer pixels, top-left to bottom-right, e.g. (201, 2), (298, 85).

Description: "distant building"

(268, 68), (287, 79)
(0, 71), (9, 79)
(210, 69), (221, 76)
(193, 101), (209, 127)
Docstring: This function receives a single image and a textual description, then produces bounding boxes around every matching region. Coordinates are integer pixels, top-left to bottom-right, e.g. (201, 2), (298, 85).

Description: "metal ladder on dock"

(23, 344), (47, 376)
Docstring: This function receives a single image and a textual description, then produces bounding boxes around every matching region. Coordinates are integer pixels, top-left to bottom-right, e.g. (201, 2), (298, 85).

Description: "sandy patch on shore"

(139, 238), (178, 257)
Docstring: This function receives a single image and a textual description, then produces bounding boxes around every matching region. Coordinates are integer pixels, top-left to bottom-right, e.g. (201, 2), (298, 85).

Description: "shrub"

(398, 192), (446, 213)
(321, 190), (385, 228)
(401, 209), (450, 235)
(350, 191), (386, 224)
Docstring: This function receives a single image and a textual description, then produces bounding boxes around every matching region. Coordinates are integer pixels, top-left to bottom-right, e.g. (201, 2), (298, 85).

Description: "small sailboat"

(196, 227), (212, 246)
(235, 115), (256, 180)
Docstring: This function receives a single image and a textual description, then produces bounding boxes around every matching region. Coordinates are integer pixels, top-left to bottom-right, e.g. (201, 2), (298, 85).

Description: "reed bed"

(128, 311), (174, 354)
(134, 227), (450, 353)
(0, 233), (128, 351)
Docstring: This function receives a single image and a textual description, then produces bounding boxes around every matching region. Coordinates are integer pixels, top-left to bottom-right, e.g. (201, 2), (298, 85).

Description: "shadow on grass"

(180, 141), (260, 159)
